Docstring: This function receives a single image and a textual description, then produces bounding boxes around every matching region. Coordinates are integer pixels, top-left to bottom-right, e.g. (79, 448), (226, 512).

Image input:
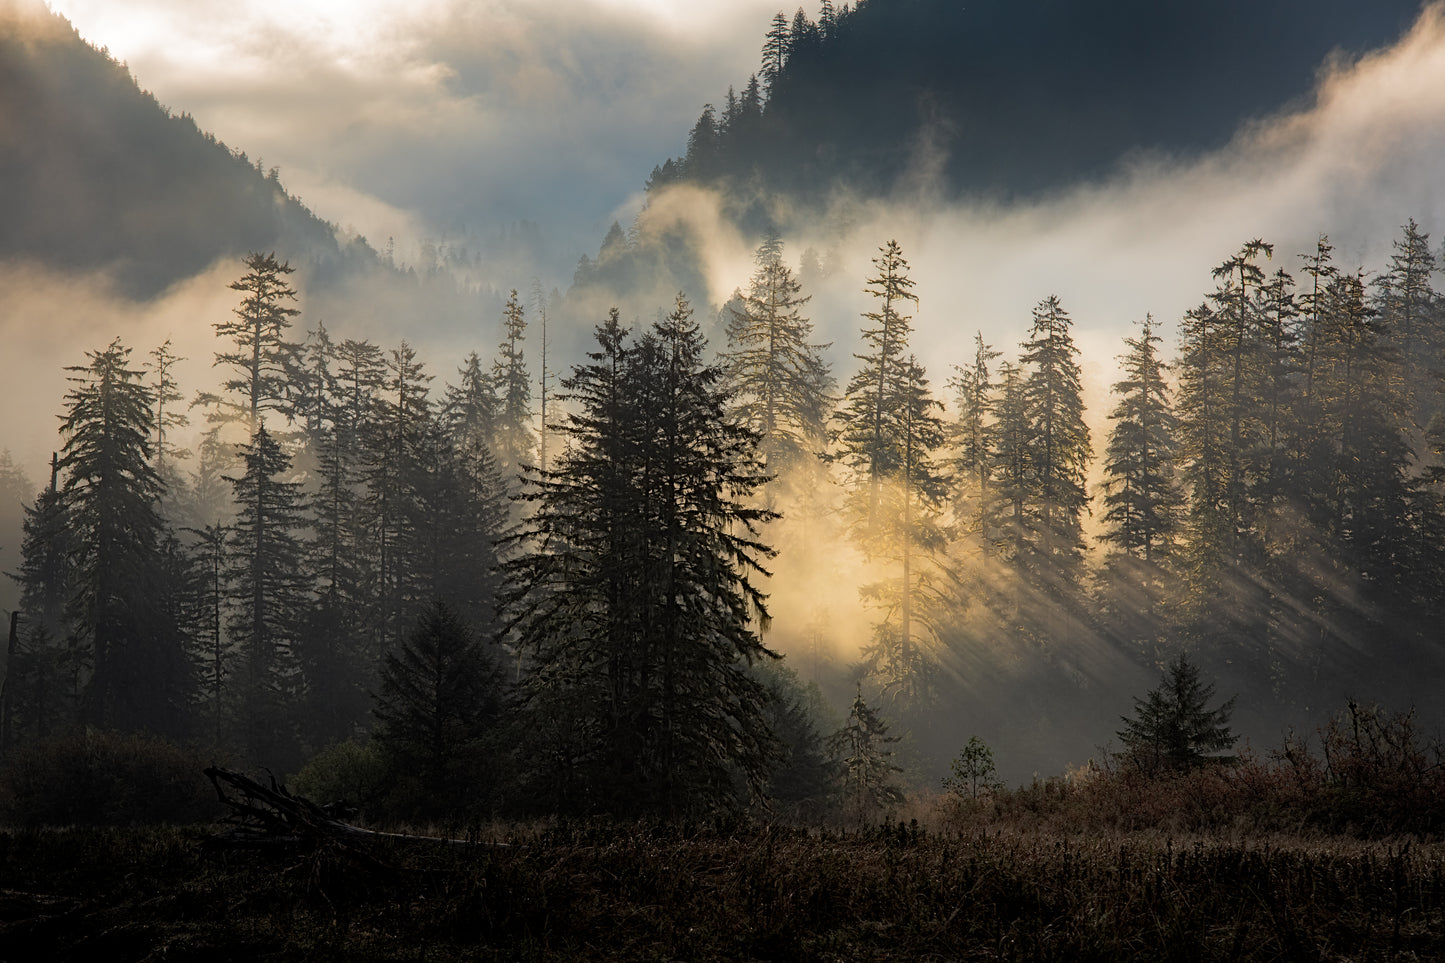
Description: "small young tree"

(828, 685), (904, 825)
(186, 522), (229, 747)
(1117, 654), (1236, 774)
(942, 735), (1001, 800)
(372, 602), (503, 820)
(754, 661), (837, 824)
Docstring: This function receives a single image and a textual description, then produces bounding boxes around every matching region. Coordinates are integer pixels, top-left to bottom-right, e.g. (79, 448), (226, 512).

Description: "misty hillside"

(0, 0), (377, 298)
(651, 0), (1424, 206)
(565, 0), (1429, 316)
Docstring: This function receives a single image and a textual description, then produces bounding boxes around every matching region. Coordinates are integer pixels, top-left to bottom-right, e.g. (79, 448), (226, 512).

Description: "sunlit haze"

(6, 0), (1445, 802)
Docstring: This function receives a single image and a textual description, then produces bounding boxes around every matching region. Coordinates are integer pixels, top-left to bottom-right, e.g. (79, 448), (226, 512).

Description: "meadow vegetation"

(2, 701), (1443, 960)
(1, 818), (1442, 961)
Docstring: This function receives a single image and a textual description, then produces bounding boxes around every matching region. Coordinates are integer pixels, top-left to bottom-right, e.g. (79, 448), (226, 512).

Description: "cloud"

(45, 0), (1437, 317)
(734, 2), (1445, 394)
(46, 0), (782, 285)
(0, 258), (243, 475)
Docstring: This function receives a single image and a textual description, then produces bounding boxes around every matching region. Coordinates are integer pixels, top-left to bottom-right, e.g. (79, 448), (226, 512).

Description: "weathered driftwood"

(203, 766), (502, 850)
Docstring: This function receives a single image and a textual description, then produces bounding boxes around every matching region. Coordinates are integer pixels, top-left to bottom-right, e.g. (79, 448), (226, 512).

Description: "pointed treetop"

(761, 11), (792, 95)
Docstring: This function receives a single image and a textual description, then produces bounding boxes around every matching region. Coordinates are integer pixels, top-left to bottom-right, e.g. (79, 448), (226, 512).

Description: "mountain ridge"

(0, 0), (379, 299)
(651, 0), (1428, 208)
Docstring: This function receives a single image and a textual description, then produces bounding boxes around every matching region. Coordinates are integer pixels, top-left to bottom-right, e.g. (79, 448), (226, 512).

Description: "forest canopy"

(5, 216), (1445, 817)
(4, 1), (1445, 826)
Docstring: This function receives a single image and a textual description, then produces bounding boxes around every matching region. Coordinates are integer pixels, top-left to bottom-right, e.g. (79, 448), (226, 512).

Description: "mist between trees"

(3, 218), (1445, 823)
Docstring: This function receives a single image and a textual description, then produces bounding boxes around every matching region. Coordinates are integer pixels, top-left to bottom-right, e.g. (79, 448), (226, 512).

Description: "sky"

(45, 0), (782, 279)
(33, 0), (1445, 321)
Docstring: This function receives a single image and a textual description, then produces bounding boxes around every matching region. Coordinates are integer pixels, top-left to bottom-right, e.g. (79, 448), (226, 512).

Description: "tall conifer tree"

(1019, 295), (1092, 573)
(492, 290), (534, 487)
(502, 299), (778, 816)
(9, 456), (78, 741)
(1098, 316), (1183, 644)
(1374, 219), (1438, 433)
(1175, 242), (1276, 642)
(948, 331), (1001, 544)
(723, 234), (833, 472)
(364, 344), (433, 658)
(854, 354), (949, 707)
(206, 252), (301, 430)
(760, 11), (792, 97)
(1099, 316), (1182, 566)
(444, 351), (499, 453)
(988, 360), (1030, 567)
(147, 340), (188, 484)
(834, 239), (919, 536)
(226, 424), (308, 762)
(59, 339), (191, 736)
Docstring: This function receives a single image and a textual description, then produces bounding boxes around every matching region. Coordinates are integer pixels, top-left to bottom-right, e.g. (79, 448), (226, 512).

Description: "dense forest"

(5, 211), (1445, 822)
(8, 5), (1445, 961)
(5, 0), (1445, 833)
(645, 0), (1422, 202)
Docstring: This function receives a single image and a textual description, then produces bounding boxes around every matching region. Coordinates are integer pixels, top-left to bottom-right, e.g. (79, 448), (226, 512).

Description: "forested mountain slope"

(568, 0), (1427, 318)
(0, 0), (372, 298)
(651, 0), (1424, 204)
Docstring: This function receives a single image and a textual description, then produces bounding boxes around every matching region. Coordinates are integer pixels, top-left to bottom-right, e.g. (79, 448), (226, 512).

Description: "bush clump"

(0, 729), (220, 827)
(937, 701), (1445, 839)
(289, 738), (389, 817)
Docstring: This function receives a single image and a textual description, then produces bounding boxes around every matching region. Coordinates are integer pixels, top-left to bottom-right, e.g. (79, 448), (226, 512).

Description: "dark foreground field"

(1, 823), (1442, 961)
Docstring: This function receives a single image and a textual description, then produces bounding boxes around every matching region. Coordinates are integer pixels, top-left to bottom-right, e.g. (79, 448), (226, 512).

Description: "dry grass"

(2, 821), (1443, 961)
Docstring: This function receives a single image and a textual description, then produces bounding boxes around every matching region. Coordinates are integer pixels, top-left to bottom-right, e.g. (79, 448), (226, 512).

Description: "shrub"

(289, 738), (389, 819)
(934, 701), (1445, 840)
(0, 729), (220, 827)
(1312, 701), (1445, 835)
(291, 735), (513, 828)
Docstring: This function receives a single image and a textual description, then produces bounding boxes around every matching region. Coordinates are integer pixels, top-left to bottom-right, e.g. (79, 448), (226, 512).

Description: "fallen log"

(203, 766), (504, 850)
